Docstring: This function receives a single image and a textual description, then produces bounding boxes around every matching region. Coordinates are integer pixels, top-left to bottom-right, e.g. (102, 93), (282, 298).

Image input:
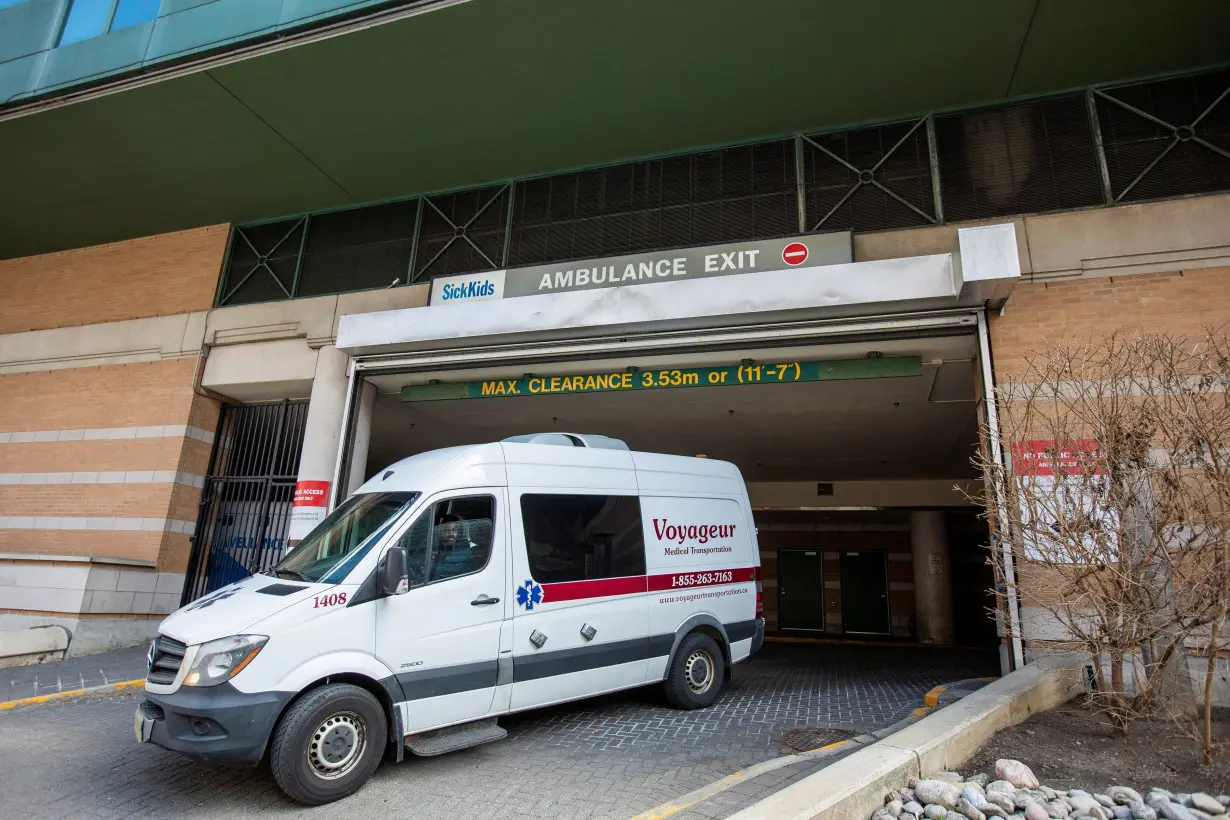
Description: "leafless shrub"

(974, 330), (1230, 759)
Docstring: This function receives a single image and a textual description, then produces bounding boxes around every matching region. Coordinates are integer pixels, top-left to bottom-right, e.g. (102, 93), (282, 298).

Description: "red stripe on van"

(646, 567), (757, 592)
(540, 575), (648, 603)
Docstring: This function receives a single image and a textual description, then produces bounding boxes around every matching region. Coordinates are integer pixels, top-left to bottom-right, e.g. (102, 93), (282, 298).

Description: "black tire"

(662, 632), (726, 710)
(270, 683), (388, 806)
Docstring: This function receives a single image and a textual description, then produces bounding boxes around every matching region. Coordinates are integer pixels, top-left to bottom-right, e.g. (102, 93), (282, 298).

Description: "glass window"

(59, 0), (112, 46)
(390, 496), (495, 587)
(110, 0), (159, 32)
(273, 492), (417, 583)
(520, 495), (645, 583)
(58, 0), (159, 47)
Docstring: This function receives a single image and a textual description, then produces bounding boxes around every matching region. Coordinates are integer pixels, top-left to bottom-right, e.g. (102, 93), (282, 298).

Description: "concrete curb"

(630, 737), (869, 820)
(0, 679), (144, 711)
(724, 653), (1087, 820)
(629, 675), (999, 820)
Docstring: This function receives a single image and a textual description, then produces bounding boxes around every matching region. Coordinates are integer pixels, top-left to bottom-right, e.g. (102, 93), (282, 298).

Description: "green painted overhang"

(1, 0), (1229, 259)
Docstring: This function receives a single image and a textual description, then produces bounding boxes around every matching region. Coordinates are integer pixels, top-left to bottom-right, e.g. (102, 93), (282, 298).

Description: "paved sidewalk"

(0, 645), (147, 703)
(0, 642), (999, 819)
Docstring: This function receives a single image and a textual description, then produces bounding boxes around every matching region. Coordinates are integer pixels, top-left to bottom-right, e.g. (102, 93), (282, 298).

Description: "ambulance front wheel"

(269, 683), (388, 805)
(663, 632), (726, 709)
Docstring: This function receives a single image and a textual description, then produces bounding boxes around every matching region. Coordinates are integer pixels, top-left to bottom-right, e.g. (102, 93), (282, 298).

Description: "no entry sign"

(782, 242), (808, 266)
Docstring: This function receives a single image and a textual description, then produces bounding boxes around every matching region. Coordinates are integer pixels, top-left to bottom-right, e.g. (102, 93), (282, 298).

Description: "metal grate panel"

(182, 400), (308, 603)
(298, 200), (418, 295)
(214, 68), (1230, 307)
(802, 118), (937, 233)
(219, 218), (305, 305)
(507, 141), (797, 267)
(1096, 69), (1230, 204)
(413, 185), (510, 281)
(935, 93), (1104, 221)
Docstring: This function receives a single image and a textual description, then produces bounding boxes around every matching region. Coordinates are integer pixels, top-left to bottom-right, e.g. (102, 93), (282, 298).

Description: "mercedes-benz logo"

(146, 638), (157, 672)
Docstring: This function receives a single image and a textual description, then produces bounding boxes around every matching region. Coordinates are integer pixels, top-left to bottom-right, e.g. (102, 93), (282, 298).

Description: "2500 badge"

(671, 571), (734, 588)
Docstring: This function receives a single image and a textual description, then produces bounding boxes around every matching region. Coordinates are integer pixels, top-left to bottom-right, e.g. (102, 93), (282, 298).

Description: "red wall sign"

(293, 480), (331, 507)
(1011, 440), (1103, 476)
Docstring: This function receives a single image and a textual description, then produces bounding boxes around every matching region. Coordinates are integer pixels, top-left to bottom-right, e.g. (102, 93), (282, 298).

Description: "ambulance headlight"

(183, 635), (268, 687)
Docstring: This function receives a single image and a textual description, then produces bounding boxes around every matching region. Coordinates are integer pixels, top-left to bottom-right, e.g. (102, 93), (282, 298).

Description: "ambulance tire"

(663, 632), (725, 710)
(270, 683), (388, 805)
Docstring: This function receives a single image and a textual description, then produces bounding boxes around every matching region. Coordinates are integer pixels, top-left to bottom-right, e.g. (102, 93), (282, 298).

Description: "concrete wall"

(855, 192), (1230, 281)
(747, 480), (977, 509)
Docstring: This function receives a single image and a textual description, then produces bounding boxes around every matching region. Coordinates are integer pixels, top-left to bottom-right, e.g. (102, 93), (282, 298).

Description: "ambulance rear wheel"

(270, 683), (387, 805)
(663, 633), (725, 709)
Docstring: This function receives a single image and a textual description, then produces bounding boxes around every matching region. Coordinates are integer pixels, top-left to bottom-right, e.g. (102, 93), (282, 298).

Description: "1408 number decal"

(312, 592), (348, 608)
(671, 571), (734, 588)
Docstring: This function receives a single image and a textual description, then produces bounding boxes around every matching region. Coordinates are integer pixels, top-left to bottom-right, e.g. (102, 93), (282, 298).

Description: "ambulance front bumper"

(135, 683), (291, 766)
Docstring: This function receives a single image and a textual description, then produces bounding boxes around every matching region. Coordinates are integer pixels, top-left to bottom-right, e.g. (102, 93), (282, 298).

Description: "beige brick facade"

(0, 438), (213, 475)
(0, 230), (225, 633)
(0, 361), (219, 576)
(989, 266), (1230, 381)
(0, 225), (228, 335)
(0, 358), (204, 431)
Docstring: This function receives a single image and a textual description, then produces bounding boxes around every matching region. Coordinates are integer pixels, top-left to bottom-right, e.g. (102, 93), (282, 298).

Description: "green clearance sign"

(400, 356), (922, 402)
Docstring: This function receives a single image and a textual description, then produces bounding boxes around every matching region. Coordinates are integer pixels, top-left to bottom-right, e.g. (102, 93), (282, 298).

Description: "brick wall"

(0, 359), (221, 575)
(989, 266), (1230, 653)
(0, 224), (228, 335)
(989, 266), (1230, 380)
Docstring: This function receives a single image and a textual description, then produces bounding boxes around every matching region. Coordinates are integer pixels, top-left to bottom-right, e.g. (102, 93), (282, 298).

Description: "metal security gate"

(182, 400), (309, 604)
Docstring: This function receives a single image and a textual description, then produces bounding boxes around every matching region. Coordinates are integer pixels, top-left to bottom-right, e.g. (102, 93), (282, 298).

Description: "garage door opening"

(345, 332), (999, 651)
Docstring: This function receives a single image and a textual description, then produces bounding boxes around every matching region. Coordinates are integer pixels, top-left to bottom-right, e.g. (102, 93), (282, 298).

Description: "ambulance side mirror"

(380, 547), (410, 596)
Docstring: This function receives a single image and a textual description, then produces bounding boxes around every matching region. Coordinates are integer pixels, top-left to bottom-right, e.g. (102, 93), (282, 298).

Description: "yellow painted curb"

(628, 738), (861, 820)
(0, 679), (144, 711)
(923, 685), (947, 707)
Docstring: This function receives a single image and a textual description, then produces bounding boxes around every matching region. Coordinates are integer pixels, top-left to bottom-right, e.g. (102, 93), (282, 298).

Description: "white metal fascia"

(351, 310), (979, 374)
(337, 252), (967, 358)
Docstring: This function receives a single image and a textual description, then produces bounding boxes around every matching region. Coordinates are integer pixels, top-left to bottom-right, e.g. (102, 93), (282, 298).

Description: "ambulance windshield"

(273, 492), (418, 583)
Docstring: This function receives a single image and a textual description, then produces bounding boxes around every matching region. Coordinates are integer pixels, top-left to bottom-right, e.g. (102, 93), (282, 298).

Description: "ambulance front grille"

(147, 636), (187, 685)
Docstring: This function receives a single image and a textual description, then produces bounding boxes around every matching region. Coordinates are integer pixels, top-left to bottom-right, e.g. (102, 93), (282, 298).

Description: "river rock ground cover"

(870, 700), (1229, 820)
(964, 701), (1229, 794)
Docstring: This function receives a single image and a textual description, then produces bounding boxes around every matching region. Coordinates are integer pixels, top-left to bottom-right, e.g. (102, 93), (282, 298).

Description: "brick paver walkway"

(0, 642), (998, 819)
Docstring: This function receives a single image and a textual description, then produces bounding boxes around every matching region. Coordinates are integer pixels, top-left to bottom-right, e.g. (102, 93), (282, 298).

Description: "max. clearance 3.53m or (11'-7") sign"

(400, 356), (922, 402)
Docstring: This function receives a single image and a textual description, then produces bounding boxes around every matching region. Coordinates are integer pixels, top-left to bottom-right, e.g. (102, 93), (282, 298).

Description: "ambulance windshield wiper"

(274, 569), (312, 583)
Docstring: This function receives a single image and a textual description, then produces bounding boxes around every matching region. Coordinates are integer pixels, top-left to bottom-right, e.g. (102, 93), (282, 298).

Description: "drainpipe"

(978, 309), (1025, 671)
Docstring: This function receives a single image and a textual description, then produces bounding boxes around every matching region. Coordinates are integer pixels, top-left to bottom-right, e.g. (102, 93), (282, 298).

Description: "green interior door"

(777, 549), (826, 631)
(840, 551), (891, 635)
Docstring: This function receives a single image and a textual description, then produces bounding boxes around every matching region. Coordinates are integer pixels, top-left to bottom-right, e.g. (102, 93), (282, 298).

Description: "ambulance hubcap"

(685, 649), (715, 694)
(308, 712), (366, 779)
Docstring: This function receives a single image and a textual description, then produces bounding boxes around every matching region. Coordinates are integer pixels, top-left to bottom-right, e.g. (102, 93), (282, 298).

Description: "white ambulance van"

(135, 433), (764, 804)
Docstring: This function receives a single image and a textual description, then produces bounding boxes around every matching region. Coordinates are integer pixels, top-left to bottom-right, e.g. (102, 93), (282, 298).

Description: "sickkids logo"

(439, 279), (498, 301)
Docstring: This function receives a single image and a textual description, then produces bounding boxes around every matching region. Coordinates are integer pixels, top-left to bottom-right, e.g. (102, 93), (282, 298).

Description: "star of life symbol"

(185, 587), (240, 611)
(515, 579), (544, 611)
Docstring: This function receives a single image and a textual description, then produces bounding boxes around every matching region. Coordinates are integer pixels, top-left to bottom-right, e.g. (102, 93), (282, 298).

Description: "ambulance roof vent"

(503, 433), (630, 451)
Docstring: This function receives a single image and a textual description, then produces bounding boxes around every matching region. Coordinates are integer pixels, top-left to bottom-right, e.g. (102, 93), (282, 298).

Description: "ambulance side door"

(374, 490), (509, 733)
(507, 490), (649, 710)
